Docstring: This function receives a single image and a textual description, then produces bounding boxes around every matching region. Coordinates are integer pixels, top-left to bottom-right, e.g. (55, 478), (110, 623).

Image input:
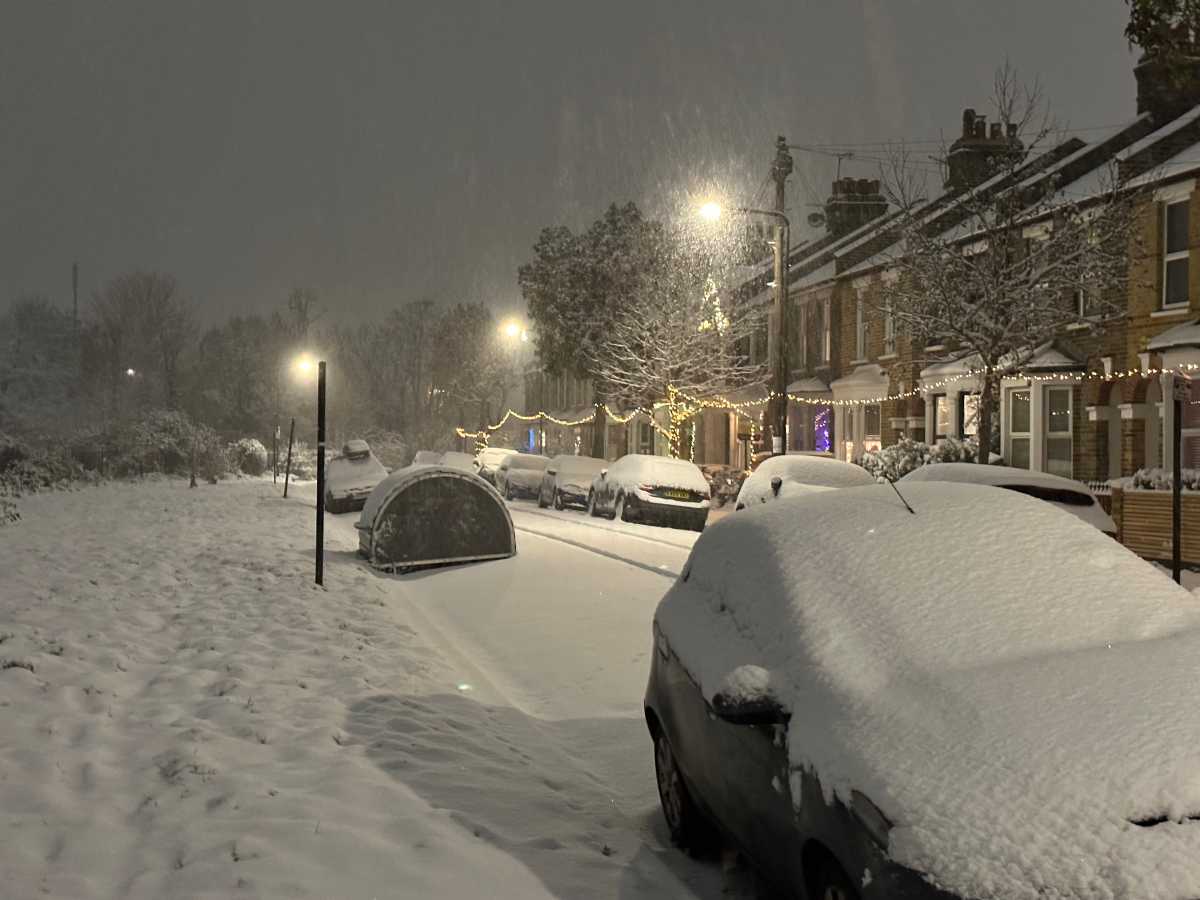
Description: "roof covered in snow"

(1149, 318), (1200, 351)
(656, 481), (1200, 898)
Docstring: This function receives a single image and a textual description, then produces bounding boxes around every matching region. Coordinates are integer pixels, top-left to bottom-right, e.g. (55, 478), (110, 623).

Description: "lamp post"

(498, 318), (529, 449)
(292, 353), (326, 586)
(699, 202), (791, 453)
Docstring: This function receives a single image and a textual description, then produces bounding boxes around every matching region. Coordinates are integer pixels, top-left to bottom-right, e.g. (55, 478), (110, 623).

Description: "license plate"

(665, 489), (689, 500)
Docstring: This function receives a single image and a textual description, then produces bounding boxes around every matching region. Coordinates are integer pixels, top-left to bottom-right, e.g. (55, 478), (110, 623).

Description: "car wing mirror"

(546, 468), (557, 476)
(600, 469), (608, 479)
(711, 666), (789, 726)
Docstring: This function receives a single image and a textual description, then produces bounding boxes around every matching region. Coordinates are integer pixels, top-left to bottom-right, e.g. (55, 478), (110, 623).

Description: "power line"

(789, 121), (1135, 151)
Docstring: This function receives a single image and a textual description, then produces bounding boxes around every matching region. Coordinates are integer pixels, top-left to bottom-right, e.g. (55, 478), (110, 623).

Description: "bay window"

(1007, 389), (1031, 469)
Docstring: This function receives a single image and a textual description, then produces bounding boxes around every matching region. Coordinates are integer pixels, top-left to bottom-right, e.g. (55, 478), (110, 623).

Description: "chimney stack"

(945, 107), (1023, 191)
(823, 177), (889, 238)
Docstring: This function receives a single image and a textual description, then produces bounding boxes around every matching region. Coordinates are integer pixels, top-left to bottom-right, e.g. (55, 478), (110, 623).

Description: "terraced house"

(753, 50), (1200, 486)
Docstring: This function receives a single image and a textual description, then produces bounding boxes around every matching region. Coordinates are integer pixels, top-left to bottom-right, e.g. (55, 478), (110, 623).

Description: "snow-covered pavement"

(0, 479), (742, 899)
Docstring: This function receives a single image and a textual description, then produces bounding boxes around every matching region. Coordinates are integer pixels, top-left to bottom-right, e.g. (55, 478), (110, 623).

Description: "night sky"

(1, 1), (1135, 325)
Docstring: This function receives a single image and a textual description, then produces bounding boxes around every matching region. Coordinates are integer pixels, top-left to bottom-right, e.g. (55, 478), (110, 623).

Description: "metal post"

(283, 418), (295, 498)
(316, 361), (327, 586)
(272, 423), (279, 484)
(1173, 376), (1184, 584)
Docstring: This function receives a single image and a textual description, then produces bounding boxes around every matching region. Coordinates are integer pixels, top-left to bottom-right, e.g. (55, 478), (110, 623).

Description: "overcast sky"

(1, 1), (1136, 326)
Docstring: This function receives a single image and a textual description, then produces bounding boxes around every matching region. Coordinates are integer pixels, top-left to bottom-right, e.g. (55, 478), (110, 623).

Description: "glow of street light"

(292, 353), (317, 379)
(503, 321), (521, 339)
(125, 367), (136, 377)
(699, 201), (723, 222)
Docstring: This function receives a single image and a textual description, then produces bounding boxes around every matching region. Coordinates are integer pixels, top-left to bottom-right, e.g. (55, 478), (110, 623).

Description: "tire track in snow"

(512, 525), (682, 579)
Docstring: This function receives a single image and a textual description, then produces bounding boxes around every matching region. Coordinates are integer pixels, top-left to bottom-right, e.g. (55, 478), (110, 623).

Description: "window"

(1008, 389), (1031, 469)
(798, 300), (808, 369)
(1044, 387), (1073, 477)
(1164, 200), (1189, 308)
(959, 393), (979, 438)
(862, 404), (881, 454)
(822, 298), (832, 363)
(883, 304), (896, 355)
(855, 299), (866, 359)
(1075, 284), (1100, 319)
(931, 394), (949, 440)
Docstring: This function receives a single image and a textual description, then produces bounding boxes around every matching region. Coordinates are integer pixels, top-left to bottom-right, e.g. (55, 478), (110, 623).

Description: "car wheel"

(537, 488), (548, 508)
(504, 482), (514, 501)
(653, 731), (719, 856)
(615, 493), (630, 522)
(587, 492), (599, 517)
(553, 489), (564, 510)
(813, 857), (860, 900)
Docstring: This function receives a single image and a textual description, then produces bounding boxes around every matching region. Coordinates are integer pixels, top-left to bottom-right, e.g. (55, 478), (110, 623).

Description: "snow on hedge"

(859, 436), (977, 482)
(1133, 467), (1200, 491)
(657, 482), (1200, 899)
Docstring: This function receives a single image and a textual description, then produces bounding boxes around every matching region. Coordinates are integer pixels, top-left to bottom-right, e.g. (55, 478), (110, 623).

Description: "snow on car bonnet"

(507, 454), (548, 471)
(657, 482), (1200, 899)
(738, 454), (874, 507)
(623, 456), (708, 492)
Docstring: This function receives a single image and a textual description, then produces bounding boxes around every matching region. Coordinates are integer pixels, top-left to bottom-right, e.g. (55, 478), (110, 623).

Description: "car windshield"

(8, 6), (1194, 898)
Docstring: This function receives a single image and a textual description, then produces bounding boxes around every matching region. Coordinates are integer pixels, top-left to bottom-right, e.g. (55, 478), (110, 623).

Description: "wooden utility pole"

(315, 361), (327, 586)
(768, 136), (794, 454)
(283, 418), (296, 498)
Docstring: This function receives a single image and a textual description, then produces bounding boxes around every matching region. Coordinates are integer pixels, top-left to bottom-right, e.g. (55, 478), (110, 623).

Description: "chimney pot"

(1006, 122), (1018, 139)
(989, 122), (1002, 140)
(857, 178), (871, 194)
(962, 108), (975, 138)
(974, 117), (987, 138)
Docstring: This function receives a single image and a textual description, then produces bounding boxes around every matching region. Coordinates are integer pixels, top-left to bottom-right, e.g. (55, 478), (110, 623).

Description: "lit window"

(883, 305), (896, 355)
(1008, 389), (1031, 469)
(1044, 387), (1073, 477)
(1164, 200), (1189, 308)
(931, 394), (949, 441)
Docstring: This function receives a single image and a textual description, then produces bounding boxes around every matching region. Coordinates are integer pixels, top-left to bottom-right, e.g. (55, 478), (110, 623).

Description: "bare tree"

(589, 239), (765, 457)
(877, 63), (1144, 463)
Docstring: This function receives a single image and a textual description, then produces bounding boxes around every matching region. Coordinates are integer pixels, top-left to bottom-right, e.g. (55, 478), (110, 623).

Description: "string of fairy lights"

(457, 363), (1199, 451)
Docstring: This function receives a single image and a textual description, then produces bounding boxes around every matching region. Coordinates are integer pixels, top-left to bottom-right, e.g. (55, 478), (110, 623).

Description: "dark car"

(645, 482), (1200, 899)
(537, 454), (607, 510)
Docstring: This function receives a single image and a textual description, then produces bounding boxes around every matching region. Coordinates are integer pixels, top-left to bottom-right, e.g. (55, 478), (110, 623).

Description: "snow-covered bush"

(860, 436), (981, 482)
(283, 441), (318, 480)
(228, 437), (268, 476)
(1132, 467), (1200, 491)
(0, 495), (18, 526)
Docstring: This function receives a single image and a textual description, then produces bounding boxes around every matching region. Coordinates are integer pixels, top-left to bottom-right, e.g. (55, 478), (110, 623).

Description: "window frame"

(1163, 199), (1190, 309)
(822, 297), (832, 363)
(854, 298), (866, 360)
(931, 393), (949, 441)
(883, 303), (896, 355)
(958, 392), (979, 439)
(1043, 385), (1073, 478)
(1007, 387), (1032, 470)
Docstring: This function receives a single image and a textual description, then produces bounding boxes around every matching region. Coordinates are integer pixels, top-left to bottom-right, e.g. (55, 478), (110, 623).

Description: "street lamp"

(291, 352), (326, 585)
(699, 202), (791, 454)
(125, 367), (136, 377)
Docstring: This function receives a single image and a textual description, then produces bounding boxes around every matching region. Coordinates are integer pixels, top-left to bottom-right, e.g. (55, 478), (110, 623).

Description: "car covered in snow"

(899, 462), (1116, 534)
(588, 454), (710, 531)
(494, 452), (549, 500)
(537, 454), (608, 510)
(475, 447), (516, 485)
(645, 481), (1200, 899)
(411, 450), (442, 466)
(735, 453), (875, 510)
(324, 439), (389, 513)
(439, 451), (480, 474)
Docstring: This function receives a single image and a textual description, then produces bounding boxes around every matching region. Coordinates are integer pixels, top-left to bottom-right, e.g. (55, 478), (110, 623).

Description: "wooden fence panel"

(1118, 490), (1200, 564)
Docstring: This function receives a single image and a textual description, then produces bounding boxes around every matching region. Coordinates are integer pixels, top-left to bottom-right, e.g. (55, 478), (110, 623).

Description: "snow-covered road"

(0, 479), (747, 899)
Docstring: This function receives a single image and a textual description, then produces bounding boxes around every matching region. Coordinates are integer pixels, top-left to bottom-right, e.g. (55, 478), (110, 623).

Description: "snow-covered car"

(588, 455), (710, 531)
(324, 440), (389, 513)
(475, 447), (515, 485)
(735, 453), (875, 510)
(439, 451), (480, 474)
(646, 481), (1200, 899)
(899, 462), (1116, 534)
(411, 450), (442, 466)
(494, 453), (549, 500)
(537, 454), (607, 510)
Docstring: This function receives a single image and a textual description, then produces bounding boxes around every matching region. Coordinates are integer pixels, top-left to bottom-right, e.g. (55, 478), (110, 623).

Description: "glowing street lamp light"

(502, 320), (522, 339)
(291, 353), (317, 380)
(125, 367), (136, 377)
(699, 201), (723, 222)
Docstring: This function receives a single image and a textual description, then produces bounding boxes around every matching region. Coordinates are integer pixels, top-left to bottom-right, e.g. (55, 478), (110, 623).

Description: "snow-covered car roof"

(411, 450), (442, 466)
(736, 454), (875, 508)
(476, 448), (515, 466)
(608, 455), (709, 493)
(326, 449), (388, 494)
(342, 439), (371, 457)
(548, 455), (607, 476)
(503, 453), (548, 471)
(439, 451), (478, 473)
(656, 482), (1200, 899)
(900, 462), (1116, 532)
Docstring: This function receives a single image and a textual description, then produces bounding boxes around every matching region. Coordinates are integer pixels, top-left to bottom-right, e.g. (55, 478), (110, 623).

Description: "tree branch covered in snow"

(876, 62), (1147, 463)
